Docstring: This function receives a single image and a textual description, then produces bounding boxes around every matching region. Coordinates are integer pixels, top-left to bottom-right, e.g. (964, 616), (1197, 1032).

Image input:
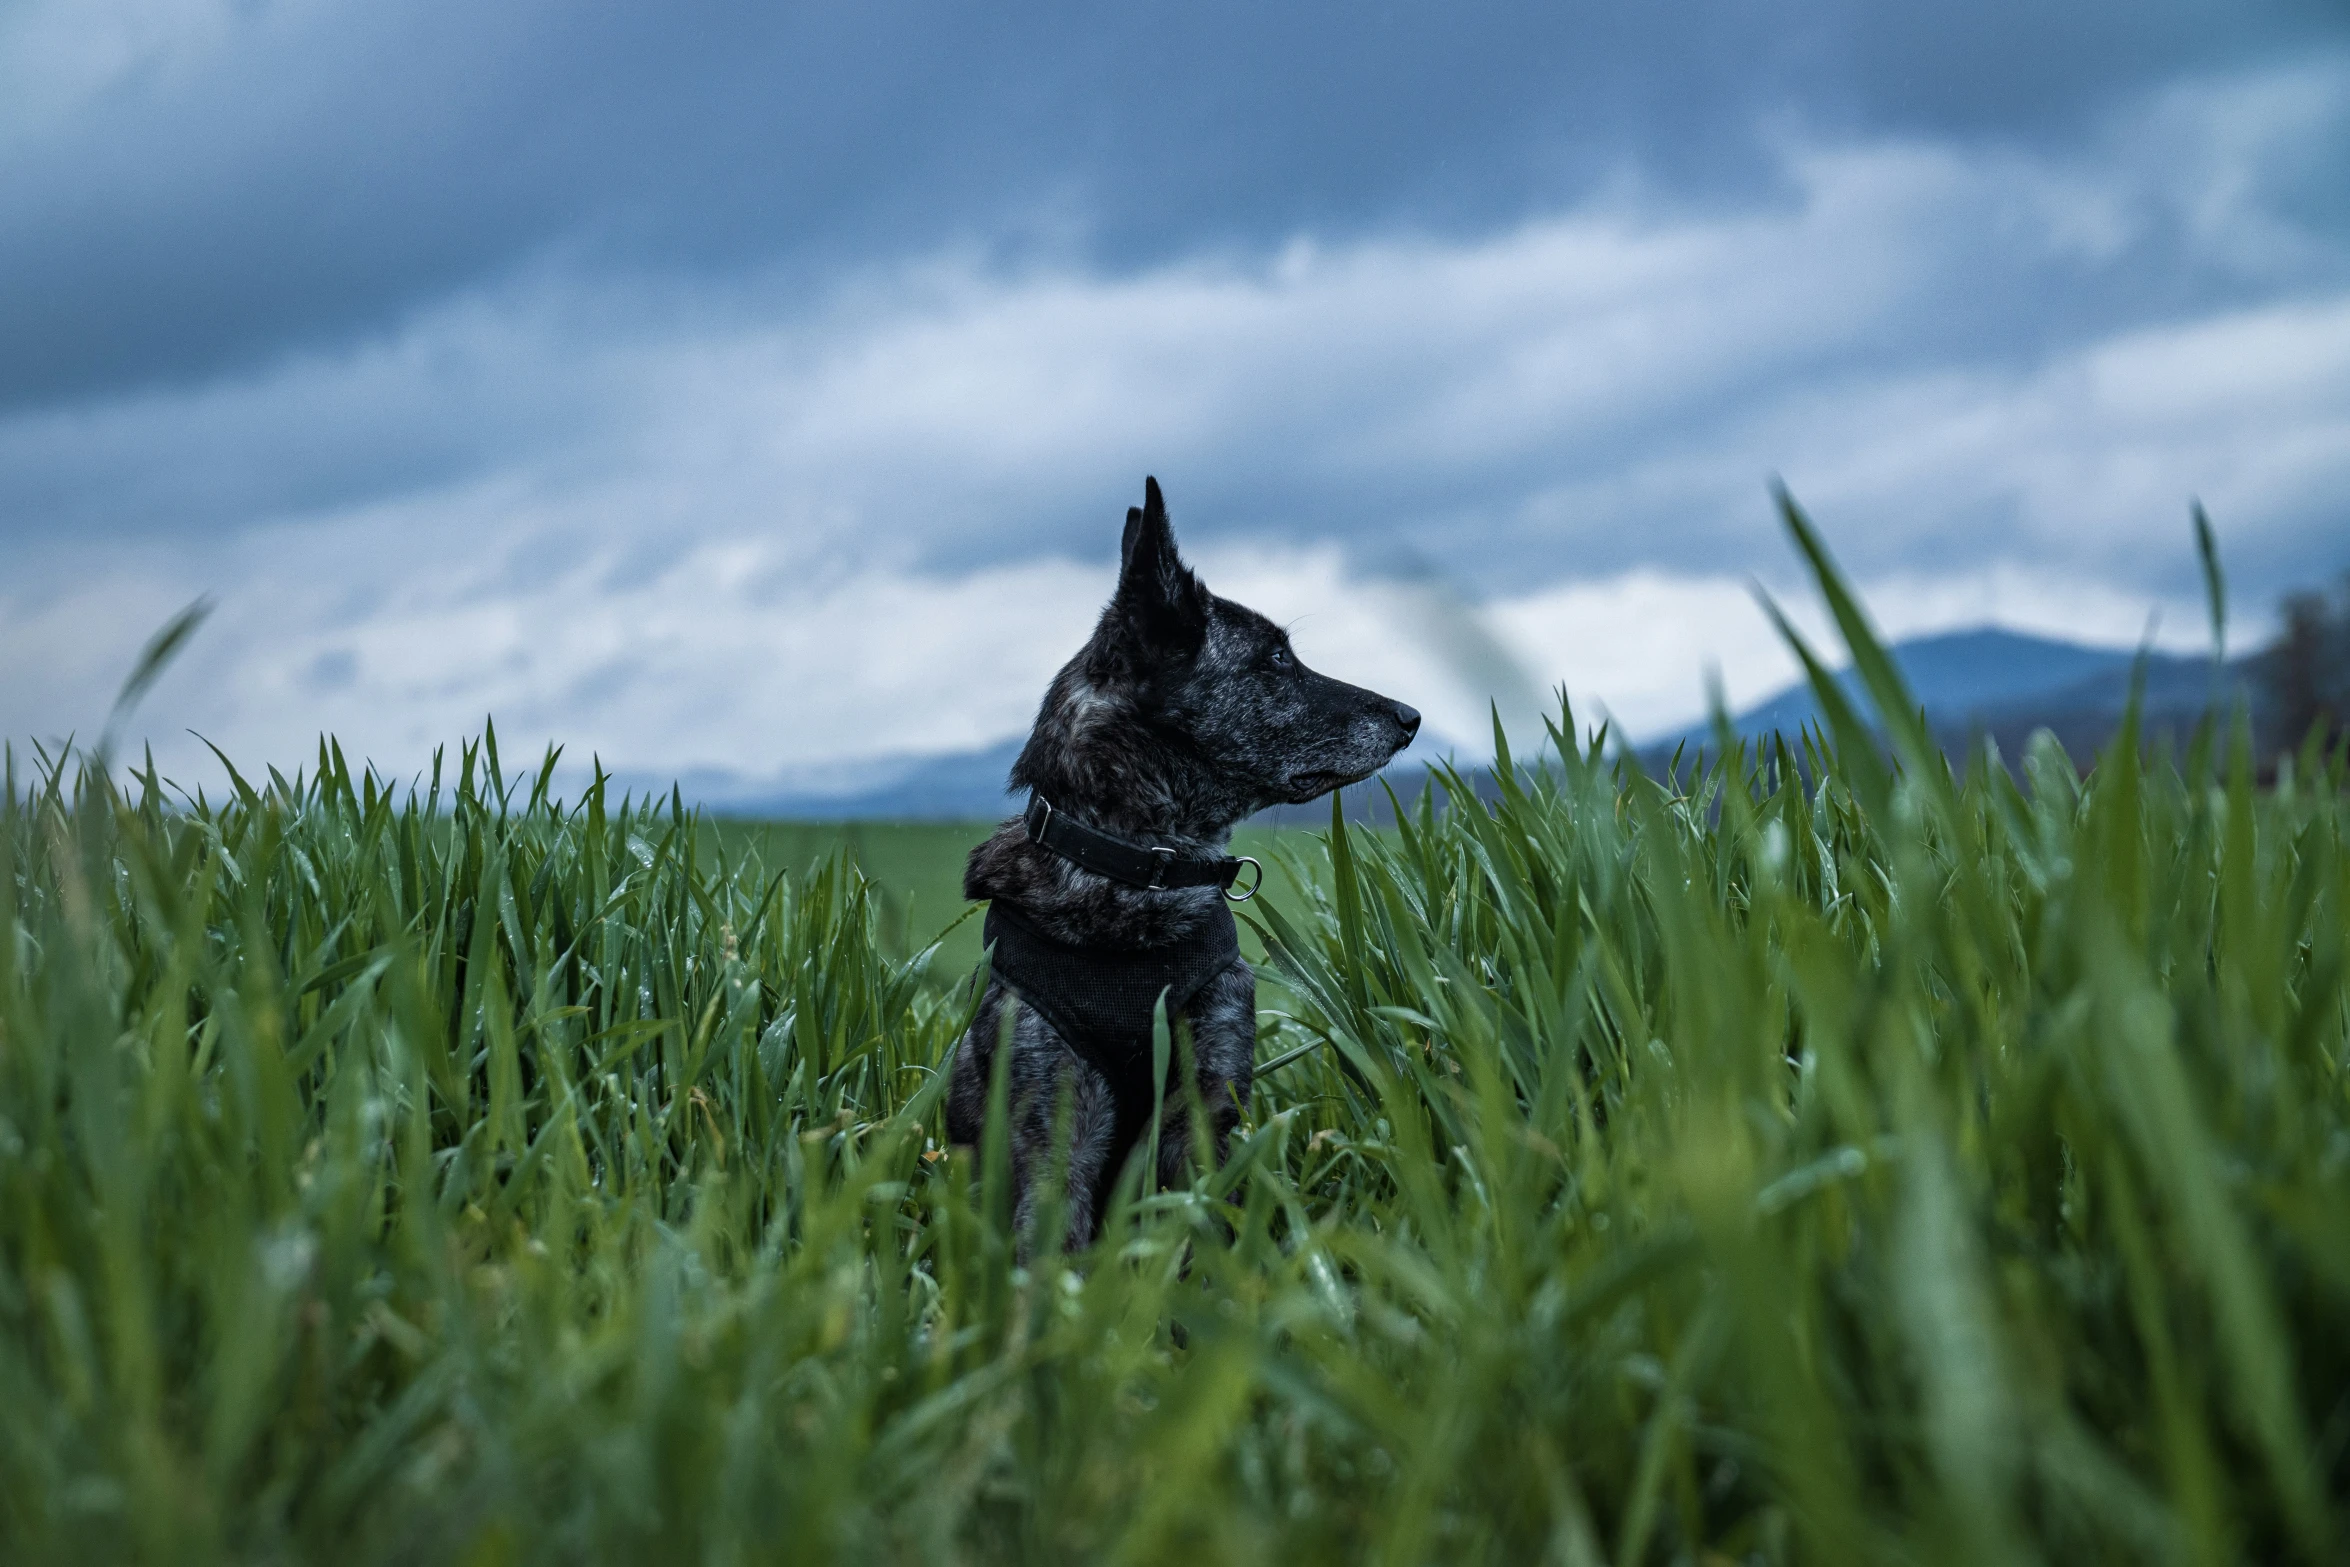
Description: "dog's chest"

(983, 900), (1239, 1061)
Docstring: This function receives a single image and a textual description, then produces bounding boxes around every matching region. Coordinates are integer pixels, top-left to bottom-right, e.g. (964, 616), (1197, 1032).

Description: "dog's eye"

(1267, 647), (1292, 670)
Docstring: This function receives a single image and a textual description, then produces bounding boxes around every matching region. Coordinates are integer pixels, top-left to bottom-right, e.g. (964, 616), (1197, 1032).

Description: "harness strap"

(981, 899), (1241, 1193)
(1024, 793), (1256, 896)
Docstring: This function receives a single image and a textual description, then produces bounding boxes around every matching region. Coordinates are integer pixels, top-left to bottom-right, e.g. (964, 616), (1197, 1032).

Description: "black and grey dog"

(945, 477), (1419, 1246)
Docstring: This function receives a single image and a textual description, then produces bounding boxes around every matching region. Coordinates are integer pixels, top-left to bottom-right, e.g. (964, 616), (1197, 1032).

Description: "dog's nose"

(1392, 702), (1421, 742)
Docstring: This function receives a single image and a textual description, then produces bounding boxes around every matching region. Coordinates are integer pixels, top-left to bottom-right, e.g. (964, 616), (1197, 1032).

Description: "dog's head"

(1012, 477), (1419, 830)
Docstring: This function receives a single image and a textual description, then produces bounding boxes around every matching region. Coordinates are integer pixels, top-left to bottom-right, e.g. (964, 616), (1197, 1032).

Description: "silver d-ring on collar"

(1223, 856), (1264, 903)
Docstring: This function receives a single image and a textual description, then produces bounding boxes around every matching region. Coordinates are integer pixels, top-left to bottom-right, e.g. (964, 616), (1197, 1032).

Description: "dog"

(944, 476), (1419, 1247)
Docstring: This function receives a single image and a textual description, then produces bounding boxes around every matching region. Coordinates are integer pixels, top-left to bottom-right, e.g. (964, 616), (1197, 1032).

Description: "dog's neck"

(963, 676), (1251, 946)
(1009, 675), (1253, 848)
(1015, 751), (1240, 851)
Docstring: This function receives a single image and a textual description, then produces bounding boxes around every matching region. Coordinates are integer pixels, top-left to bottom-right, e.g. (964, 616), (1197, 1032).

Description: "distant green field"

(702, 819), (991, 966)
(705, 817), (1330, 977)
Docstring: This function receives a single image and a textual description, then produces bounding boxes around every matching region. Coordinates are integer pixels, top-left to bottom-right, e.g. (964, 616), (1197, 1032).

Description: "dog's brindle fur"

(945, 477), (1418, 1247)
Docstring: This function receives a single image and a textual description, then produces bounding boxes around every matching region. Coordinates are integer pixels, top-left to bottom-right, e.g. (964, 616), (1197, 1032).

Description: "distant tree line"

(2256, 571), (2350, 758)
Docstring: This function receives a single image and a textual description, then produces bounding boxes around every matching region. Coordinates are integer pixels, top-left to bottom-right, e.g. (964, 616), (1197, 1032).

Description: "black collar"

(1023, 793), (1260, 899)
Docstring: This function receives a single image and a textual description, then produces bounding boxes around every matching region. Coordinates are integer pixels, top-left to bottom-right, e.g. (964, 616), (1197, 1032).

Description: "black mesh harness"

(980, 795), (1255, 1181)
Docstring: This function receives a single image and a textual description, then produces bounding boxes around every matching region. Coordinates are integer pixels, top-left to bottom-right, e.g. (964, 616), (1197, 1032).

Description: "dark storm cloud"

(5, 0), (2342, 415)
(3, 53), (2347, 602)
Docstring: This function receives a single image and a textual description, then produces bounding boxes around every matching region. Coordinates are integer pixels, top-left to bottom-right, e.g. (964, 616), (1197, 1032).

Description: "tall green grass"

(4, 507), (2347, 1563)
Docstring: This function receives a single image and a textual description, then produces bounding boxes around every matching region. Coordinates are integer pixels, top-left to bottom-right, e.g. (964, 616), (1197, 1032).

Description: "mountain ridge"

(650, 626), (2249, 820)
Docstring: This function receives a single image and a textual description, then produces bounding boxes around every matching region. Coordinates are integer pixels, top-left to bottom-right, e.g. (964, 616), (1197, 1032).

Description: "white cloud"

(2, 502), (1108, 787)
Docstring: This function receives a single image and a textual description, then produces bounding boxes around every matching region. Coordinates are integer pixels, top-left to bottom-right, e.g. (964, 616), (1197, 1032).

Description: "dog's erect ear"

(1111, 476), (1207, 654)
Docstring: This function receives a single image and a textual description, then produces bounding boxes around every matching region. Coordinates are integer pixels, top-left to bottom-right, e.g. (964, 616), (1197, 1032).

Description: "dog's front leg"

(1155, 958), (1257, 1190)
(1006, 1009), (1122, 1252)
(946, 989), (1120, 1253)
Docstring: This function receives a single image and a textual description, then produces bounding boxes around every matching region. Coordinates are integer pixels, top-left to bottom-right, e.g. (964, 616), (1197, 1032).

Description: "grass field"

(4, 505), (2348, 1564)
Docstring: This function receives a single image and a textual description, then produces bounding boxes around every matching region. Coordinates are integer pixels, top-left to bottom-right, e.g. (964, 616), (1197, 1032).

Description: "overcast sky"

(5, 0), (2348, 794)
